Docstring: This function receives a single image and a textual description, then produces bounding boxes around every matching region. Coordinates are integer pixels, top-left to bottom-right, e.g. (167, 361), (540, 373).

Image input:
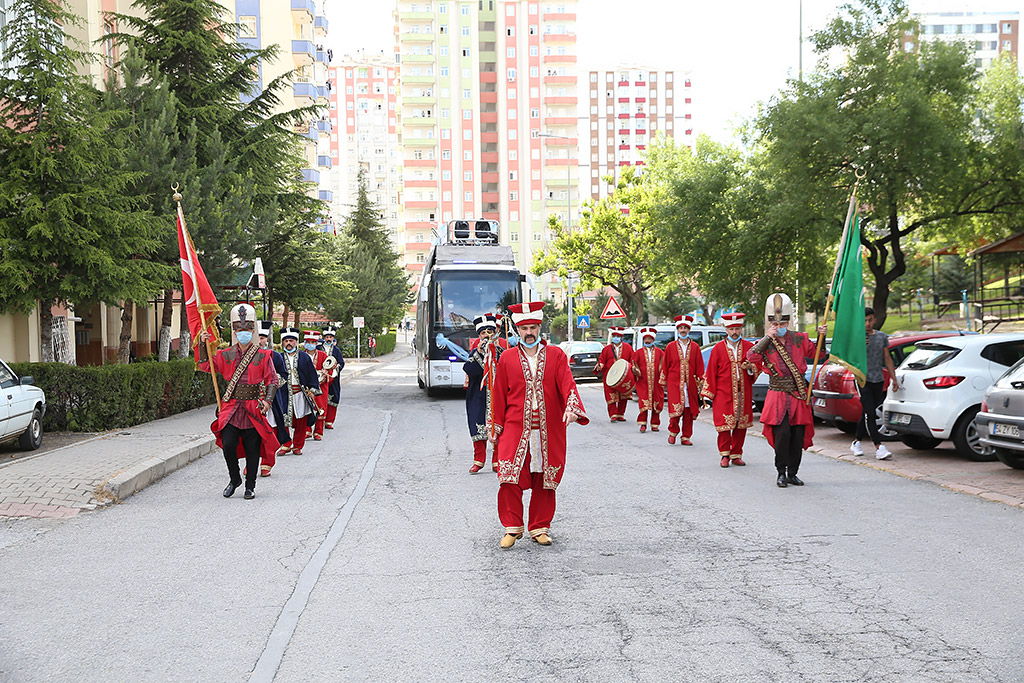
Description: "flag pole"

(805, 169), (865, 404)
(174, 184), (222, 410)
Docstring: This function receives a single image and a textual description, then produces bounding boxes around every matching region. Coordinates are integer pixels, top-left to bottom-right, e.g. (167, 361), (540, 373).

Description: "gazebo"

(967, 231), (1024, 332)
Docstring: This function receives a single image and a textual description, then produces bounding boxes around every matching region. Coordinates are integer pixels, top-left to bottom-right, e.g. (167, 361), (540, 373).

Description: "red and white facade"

(584, 67), (693, 201)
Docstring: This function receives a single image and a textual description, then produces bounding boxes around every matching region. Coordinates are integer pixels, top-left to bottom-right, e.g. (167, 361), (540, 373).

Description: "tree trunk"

(118, 299), (134, 364)
(293, 309), (301, 328)
(39, 304), (54, 363)
(864, 207), (907, 329)
(282, 303), (290, 328)
(158, 288), (173, 361)
(178, 294), (191, 359)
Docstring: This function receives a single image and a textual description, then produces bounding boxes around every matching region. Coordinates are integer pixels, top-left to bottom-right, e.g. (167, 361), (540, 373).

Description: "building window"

(506, 3), (515, 15)
(507, 27), (515, 36)
(463, 129), (472, 140)
(507, 47), (516, 58)
(462, 26), (470, 36)
(465, 191), (473, 201)
(509, 191), (518, 201)
(1004, 22), (1013, 33)
(439, 3), (447, 12)
(530, 45), (538, 56)
(533, 232), (541, 241)
(461, 5), (469, 14)
(462, 48), (470, 57)
(510, 211), (519, 220)
(508, 89), (517, 99)
(464, 150), (473, 160)
(508, 108), (517, 119)
(440, 67), (449, 77)
(440, 46), (448, 56)
(463, 88), (472, 98)
(510, 231), (519, 241)
(509, 171), (517, 180)
(440, 24), (447, 34)
(443, 191), (451, 201)
(509, 129), (517, 140)
(238, 15), (257, 38)
(530, 66), (539, 77)
(509, 150), (517, 160)
(442, 129), (451, 138)
(463, 110), (473, 119)
(442, 170), (451, 180)
(442, 150), (451, 159)
(531, 108), (539, 118)
(507, 68), (516, 81)
(529, 25), (537, 35)
(464, 171), (473, 181)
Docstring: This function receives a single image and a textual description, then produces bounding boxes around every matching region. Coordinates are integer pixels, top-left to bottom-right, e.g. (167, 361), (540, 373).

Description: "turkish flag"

(176, 204), (221, 356)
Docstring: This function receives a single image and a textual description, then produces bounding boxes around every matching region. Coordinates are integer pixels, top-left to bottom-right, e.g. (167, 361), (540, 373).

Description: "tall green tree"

(0, 0), (167, 361)
(757, 0), (1024, 325)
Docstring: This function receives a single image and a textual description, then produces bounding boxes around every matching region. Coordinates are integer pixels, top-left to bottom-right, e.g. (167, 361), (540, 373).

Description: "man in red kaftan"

(660, 315), (705, 446)
(701, 312), (757, 468)
(632, 327), (664, 433)
(303, 330), (330, 441)
(491, 301), (588, 549)
(594, 326), (633, 422)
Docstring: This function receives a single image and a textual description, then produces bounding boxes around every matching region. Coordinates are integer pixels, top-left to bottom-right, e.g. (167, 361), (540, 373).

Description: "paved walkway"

(0, 342), (412, 520)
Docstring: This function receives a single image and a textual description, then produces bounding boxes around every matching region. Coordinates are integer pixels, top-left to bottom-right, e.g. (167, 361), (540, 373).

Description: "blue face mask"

(520, 338), (540, 349)
(676, 331), (689, 340)
(285, 345), (297, 354)
(235, 331), (253, 346)
(777, 326), (788, 336)
(644, 341), (654, 348)
(304, 342), (316, 351)
(611, 336), (622, 344)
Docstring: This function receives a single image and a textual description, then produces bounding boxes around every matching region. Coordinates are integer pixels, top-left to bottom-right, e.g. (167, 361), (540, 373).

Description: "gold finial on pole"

(172, 182), (182, 203)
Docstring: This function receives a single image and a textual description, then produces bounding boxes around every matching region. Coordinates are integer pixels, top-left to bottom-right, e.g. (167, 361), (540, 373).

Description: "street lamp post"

(539, 132), (574, 342)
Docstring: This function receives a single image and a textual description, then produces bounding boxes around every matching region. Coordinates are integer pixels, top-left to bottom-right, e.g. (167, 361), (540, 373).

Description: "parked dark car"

(560, 341), (603, 380)
(812, 331), (970, 437)
(977, 355), (1024, 469)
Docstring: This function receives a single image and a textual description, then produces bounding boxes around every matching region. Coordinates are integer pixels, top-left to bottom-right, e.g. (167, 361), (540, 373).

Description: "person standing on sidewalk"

(701, 313), (757, 468)
(661, 315), (705, 446)
(632, 327), (664, 433)
(368, 335), (377, 358)
(594, 326), (634, 422)
(490, 302), (589, 549)
(746, 293), (828, 488)
(277, 328), (321, 456)
(198, 304), (277, 500)
(319, 327), (346, 430)
(851, 307), (899, 460)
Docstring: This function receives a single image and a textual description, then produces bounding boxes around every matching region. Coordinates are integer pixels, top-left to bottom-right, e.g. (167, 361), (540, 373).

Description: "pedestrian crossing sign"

(600, 296), (627, 320)
(576, 315), (590, 329)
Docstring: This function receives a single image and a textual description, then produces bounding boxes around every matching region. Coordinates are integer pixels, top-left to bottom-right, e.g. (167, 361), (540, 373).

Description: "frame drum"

(605, 358), (634, 393)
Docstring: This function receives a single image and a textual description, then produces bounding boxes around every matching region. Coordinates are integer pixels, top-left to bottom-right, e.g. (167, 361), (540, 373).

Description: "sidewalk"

(0, 342), (413, 520)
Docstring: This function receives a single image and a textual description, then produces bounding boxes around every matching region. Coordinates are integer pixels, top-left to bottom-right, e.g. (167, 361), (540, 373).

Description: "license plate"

(814, 398), (826, 408)
(993, 423), (1020, 438)
(580, 358), (596, 364)
(890, 413), (911, 425)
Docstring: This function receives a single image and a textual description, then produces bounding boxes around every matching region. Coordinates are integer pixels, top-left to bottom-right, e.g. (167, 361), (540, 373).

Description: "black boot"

(244, 488), (256, 500)
(787, 474), (804, 486)
(776, 473), (788, 488)
(223, 481), (241, 498)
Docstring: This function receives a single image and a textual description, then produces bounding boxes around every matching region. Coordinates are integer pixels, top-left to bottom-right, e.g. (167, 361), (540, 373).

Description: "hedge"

(9, 359), (219, 432)
(332, 331), (396, 358)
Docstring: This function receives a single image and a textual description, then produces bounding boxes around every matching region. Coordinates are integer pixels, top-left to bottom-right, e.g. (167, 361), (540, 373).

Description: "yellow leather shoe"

(532, 533), (553, 546)
(500, 533), (520, 549)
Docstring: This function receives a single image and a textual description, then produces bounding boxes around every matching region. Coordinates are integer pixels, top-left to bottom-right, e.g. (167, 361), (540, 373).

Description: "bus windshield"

(433, 271), (520, 331)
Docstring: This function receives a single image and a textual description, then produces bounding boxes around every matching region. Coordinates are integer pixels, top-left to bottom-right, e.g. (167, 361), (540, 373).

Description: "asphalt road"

(1, 356), (1022, 682)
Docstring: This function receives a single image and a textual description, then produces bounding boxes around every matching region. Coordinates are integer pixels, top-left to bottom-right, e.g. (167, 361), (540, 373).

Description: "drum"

(605, 358), (635, 393)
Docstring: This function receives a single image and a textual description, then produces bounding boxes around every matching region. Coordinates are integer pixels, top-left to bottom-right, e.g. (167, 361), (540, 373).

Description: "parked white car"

(0, 358), (45, 451)
(882, 333), (1024, 460)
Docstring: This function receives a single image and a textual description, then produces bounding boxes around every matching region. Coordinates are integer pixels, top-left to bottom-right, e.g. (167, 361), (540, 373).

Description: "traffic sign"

(599, 296), (627, 320)
(576, 315), (591, 329)
(353, 317), (365, 329)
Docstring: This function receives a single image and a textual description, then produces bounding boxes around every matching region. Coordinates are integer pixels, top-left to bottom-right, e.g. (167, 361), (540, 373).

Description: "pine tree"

(0, 0), (168, 361)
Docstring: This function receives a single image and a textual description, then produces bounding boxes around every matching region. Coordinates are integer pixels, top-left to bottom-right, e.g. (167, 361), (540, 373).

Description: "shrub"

(8, 359), (219, 432)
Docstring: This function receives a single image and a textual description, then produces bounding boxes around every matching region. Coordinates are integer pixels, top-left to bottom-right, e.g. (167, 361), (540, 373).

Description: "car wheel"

(952, 407), (996, 462)
(18, 408), (42, 451)
(994, 448), (1024, 470)
(835, 420), (857, 435)
(898, 434), (941, 450)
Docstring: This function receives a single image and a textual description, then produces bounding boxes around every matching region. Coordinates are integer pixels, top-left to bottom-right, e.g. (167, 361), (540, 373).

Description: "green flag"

(828, 212), (868, 386)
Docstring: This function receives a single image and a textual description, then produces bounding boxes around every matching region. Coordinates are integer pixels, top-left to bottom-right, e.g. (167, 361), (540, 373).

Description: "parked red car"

(811, 331), (974, 437)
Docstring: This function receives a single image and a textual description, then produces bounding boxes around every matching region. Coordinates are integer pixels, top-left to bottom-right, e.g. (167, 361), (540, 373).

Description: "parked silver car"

(0, 358), (46, 451)
(976, 355), (1024, 469)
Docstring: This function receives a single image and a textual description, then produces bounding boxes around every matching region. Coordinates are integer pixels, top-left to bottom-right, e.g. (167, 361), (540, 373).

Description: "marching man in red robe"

(303, 330), (330, 441)
(594, 326), (634, 422)
(701, 312), (758, 468)
(660, 315), (705, 446)
(632, 327), (664, 433)
(490, 301), (588, 549)
(746, 293), (828, 488)
(198, 304), (278, 500)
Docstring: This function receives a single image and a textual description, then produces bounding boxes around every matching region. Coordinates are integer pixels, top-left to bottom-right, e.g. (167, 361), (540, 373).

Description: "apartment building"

(329, 54), (407, 256)
(394, 0), (579, 297)
(907, 5), (1019, 70)
(583, 67), (693, 201)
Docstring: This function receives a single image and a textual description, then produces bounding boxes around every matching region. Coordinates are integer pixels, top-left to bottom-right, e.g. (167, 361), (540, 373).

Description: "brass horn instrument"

(319, 355), (339, 384)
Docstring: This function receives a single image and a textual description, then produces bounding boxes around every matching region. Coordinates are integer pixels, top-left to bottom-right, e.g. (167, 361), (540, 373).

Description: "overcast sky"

(325, 0), (1024, 143)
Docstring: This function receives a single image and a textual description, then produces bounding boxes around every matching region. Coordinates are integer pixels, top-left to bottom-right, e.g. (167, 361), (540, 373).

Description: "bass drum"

(605, 358), (635, 394)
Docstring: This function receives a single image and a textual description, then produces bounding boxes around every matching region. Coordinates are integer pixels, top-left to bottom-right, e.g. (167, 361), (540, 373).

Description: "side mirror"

(20, 376), (34, 386)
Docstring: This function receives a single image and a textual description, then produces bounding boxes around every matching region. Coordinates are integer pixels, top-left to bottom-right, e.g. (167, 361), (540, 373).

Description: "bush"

(333, 331), (396, 358)
(8, 359), (219, 432)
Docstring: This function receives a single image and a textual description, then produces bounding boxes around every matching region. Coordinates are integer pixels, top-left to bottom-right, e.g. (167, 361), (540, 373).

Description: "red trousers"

(284, 416), (309, 452)
(325, 404), (338, 427)
(637, 409), (661, 427)
(473, 439), (489, 465)
(669, 410), (694, 438)
(717, 429), (747, 458)
(313, 384), (329, 436)
(606, 400), (628, 420)
(498, 451), (555, 537)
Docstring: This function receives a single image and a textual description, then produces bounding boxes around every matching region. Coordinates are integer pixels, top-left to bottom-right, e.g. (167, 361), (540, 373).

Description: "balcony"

(402, 54), (435, 62)
(314, 15), (328, 36)
(316, 50), (328, 64)
(290, 0), (314, 21)
(399, 32), (434, 43)
(319, 190), (333, 202)
(543, 54), (576, 63)
(404, 137), (438, 146)
(543, 75), (576, 85)
(404, 158), (438, 167)
(301, 168), (320, 184)
(403, 179), (437, 187)
(405, 200), (438, 209)
(406, 263), (425, 272)
(293, 82), (316, 105)
(406, 241), (433, 251)
(297, 123), (317, 141)
(543, 117), (575, 126)
(481, 132), (499, 143)
(402, 74), (436, 84)
(317, 155), (332, 168)
(480, 91), (497, 103)
(545, 96), (577, 105)
(402, 116), (437, 126)
(316, 86), (329, 103)
(482, 172), (499, 183)
(544, 33), (576, 43)
(316, 120), (331, 133)
(481, 192), (500, 203)
(402, 95), (437, 104)
(541, 136), (577, 146)
(398, 11), (434, 20)
(480, 71), (497, 82)
(292, 40), (315, 67)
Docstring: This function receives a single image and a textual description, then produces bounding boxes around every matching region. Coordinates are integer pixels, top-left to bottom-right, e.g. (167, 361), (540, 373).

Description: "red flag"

(176, 204), (221, 357)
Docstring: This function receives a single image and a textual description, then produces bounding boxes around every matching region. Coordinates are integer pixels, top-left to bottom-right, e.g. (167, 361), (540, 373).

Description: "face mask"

(304, 342), (316, 351)
(235, 331), (253, 346)
(508, 336), (520, 347)
(676, 331), (688, 340)
(520, 338), (540, 349)
(324, 340), (334, 347)
(285, 346), (297, 354)
(644, 341), (654, 348)
(611, 336), (622, 344)
(777, 326), (788, 336)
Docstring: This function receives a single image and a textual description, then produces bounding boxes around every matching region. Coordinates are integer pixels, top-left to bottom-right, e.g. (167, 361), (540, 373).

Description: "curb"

(98, 435), (217, 505)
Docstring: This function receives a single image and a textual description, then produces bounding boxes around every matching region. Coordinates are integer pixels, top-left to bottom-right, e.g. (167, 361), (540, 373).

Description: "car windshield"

(568, 342), (602, 354)
(901, 344), (960, 371)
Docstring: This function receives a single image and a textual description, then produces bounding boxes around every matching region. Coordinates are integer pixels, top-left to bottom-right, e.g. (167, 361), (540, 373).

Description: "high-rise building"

(394, 0), (579, 295)
(583, 67), (693, 201)
(329, 54), (407, 257)
(907, 4), (1019, 71)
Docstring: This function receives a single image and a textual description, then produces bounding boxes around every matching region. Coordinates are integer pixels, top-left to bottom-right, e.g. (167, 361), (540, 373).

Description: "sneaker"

(876, 444), (892, 460)
(851, 440), (864, 456)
